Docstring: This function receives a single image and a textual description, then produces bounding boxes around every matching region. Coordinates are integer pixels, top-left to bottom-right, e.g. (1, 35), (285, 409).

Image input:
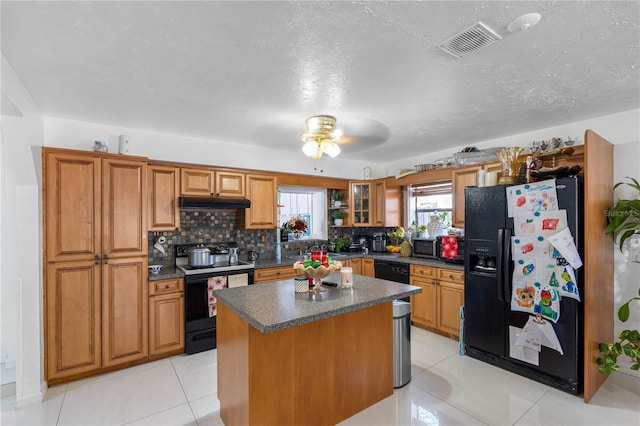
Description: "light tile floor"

(2, 327), (639, 425)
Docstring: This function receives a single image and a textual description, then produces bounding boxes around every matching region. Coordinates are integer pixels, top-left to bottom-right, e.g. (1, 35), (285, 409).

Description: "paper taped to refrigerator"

(547, 227), (582, 269)
(533, 284), (561, 322)
(513, 210), (568, 237)
(539, 264), (580, 301)
(506, 179), (559, 217)
(512, 281), (537, 314)
(509, 326), (539, 366)
(515, 316), (564, 355)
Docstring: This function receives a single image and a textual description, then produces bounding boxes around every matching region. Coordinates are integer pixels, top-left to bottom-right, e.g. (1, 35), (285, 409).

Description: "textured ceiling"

(1, 1), (639, 163)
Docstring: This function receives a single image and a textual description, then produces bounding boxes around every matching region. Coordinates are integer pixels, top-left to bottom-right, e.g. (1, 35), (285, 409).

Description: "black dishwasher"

(374, 259), (410, 302)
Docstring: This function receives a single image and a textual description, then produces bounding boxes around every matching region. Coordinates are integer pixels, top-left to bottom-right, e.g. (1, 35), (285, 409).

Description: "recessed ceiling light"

(508, 13), (542, 33)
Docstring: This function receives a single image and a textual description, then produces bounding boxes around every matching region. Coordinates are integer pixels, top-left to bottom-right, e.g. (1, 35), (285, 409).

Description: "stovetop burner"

(175, 243), (254, 275)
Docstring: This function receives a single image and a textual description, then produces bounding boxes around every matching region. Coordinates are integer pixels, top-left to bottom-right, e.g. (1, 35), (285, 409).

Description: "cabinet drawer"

(254, 266), (298, 283)
(150, 278), (184, 295)
(410, 264), (437, 280)
(438, 268), (464, 284)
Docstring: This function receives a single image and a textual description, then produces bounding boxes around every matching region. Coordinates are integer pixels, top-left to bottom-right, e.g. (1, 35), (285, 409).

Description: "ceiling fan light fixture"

(301, 115), (341, 160)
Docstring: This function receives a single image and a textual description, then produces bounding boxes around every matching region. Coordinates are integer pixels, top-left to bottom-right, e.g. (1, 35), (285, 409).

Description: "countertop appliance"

(464, 177), (583, 394)
(371, 233), (388, 252)
(374, 259), (410, 302)
(176, 244), (255, 354)
(412, 237), (438, 259)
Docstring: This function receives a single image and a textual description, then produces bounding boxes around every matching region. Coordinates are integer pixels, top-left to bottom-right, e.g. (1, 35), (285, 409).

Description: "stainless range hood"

(179, 196), (251, 210)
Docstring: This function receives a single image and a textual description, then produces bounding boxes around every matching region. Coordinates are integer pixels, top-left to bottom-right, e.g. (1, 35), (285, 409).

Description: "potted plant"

(331, 210), (347, 226)
(332, 192), (343, 208)
(334, 237), (347, 252)
(597, 177), (640, 374)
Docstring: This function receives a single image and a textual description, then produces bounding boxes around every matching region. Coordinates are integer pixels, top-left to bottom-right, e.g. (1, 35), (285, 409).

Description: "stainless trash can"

(393, 300), (411, 388)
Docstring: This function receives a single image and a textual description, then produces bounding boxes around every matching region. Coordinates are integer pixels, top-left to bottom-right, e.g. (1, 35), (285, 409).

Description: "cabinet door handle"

(180, 294), (184, 298)
(165, 285), (170, 289)
(94, 254), (100, 260)
(103, 254), (109, 259)
(95, 261), (100, 265)
(449, 274), (454, 280)
(104, 261), (108, 265)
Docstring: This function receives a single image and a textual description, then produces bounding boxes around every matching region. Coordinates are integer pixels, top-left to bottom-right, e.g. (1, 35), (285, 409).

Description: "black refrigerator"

(463, 177), (583, 394)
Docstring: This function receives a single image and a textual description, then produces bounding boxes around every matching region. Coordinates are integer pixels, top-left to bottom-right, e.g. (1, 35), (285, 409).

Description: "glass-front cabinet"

(350, 181), (373, 226)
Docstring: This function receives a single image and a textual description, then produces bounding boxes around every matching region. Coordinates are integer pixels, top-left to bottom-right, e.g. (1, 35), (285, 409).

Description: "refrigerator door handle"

(496, 228), (505, 302)
(496, 227), (513, 302)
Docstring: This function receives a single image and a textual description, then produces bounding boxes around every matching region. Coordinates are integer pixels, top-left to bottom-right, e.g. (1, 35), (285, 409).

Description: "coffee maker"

(371, 233), (388, 252)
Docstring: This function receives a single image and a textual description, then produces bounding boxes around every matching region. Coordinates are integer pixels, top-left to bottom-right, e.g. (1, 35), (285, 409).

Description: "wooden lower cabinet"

(46, 260), (102, 380)
(149, 278), (185, 356)
(362, 258), (375, 277)
(410, 265), (464, 337)
(254, 265), (298, 283)
(341, 257), (362, 275)
(102, 257), (149, 368)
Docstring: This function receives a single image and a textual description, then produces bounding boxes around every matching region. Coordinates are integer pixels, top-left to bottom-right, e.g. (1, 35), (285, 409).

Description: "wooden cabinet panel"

(180, 167), (215, 196)
(350, 181), (373, 226)
(102, 257), (148, 368)
(102, 158), (148, 258)
(410, 265), (464, 337)
(254, 266), (298, 283)
(46, 261), (102, 380)
(410, 264), (437, 280)
(452, 166), (481, 228)
(410, 278), (436, 329)
(372, 179), (401, 227)
(150, 277), (184, 295)
(438, 268), (464, 284)
(362, 258), (375, 277)
(237, 174), (277, 229)
(216, 171), (245, 197)
(148, 164), (180, 231)
(342, 257), (363, 275)
(437, 281), (464, 336)
(45, 152), (102, 262)
(149, 280), (184, 356)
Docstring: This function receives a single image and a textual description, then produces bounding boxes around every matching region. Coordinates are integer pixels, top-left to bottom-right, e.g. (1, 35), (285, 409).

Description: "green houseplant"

(597, 177), (640, 374)
(331, 210), (347, 226)
(332, 191), (343, 207)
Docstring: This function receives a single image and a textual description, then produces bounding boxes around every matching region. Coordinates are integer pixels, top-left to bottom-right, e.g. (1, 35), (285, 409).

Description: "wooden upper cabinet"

(452, 165), (481, 228)
(148, 164), (180, 231)
(216, 170), (245, 198)
(350, 181), (373, 226)
(102, 257), (148, 368)
(181, 167), (246, 198)
(45, 151), (102, 263)
(180, 167), (215, 196)
(372, 179), (401, 227)
(237, 174), (277, 229)
(102, 157), (148, 258)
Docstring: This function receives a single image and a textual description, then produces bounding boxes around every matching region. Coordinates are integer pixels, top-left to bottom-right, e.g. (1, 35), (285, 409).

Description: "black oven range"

(175, 244), (255, 354)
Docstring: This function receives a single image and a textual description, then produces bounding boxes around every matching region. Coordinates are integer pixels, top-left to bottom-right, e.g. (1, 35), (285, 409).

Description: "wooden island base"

(217, 301), (393, 426)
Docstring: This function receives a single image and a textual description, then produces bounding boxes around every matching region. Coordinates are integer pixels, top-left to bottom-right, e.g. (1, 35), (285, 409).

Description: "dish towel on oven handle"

(441, 236), (459, 259)
(207, 276), (227, 317)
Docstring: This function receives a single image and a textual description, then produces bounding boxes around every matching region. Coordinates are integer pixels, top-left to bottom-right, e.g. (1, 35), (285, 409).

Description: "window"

(408, 181), (452, 231)
(278, 186), (327, 240)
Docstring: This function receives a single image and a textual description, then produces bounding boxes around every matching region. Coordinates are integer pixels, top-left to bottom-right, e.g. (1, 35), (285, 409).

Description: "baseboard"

(15, 386), (45, 409)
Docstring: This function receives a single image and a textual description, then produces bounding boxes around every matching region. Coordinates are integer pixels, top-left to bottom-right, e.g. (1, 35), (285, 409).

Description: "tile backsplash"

(148, 210), (392, 265)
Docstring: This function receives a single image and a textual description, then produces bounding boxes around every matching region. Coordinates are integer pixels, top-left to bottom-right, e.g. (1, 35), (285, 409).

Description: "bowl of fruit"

(293, 252), (342, 292)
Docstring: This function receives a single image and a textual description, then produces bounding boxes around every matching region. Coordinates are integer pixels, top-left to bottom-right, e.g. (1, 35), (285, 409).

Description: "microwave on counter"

(412, 238), (438, 259)
(413, 236), (465, 264)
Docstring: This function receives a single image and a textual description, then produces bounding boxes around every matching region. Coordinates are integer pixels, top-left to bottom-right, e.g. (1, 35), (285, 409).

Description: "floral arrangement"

(286, 216), (308, 233)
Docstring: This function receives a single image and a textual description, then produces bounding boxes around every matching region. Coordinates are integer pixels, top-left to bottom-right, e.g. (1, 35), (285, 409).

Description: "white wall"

(0, 53), (45, 405)
(612, 141), (640, 376)
(43, 117), (374, 179)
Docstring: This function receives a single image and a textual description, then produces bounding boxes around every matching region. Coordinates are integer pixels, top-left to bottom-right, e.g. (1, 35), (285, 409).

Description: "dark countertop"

(147, 253), (463, 282)
(254, 253), (464, 271)
(148, 266), (184, 281)
(213, 273), (422, 333)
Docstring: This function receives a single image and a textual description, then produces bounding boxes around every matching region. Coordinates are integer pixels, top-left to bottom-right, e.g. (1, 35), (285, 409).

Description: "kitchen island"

(213, 274), (421, 426)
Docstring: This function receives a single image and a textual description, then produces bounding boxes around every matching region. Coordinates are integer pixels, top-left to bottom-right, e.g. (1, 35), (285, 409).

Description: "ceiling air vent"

(438, 22), (502, 58)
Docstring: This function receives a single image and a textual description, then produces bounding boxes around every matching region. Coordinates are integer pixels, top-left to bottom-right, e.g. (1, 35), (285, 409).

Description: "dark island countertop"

(213, 273), (421, 333)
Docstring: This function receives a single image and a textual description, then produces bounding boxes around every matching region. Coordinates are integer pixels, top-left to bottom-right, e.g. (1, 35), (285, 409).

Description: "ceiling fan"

(301, 115), (342, 160)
